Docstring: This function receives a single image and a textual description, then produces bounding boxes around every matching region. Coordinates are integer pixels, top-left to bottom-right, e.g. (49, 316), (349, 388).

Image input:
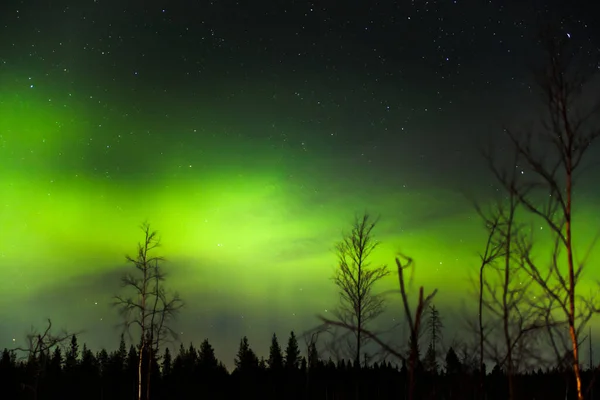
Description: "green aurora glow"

(2, 83), (599, 366)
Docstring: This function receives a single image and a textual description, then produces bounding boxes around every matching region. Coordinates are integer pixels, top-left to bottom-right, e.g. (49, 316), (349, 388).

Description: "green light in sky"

(1, 82), (598, 366)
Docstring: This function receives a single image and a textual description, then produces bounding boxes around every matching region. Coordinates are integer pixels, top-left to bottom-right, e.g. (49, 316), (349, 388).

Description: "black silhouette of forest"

(3, 330), (600, 400)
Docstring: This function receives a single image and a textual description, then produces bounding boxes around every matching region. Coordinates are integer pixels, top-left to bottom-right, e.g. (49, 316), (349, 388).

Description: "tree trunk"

(504, 220), (514, 400)
(138, 341), (144, 400)
(566, 156), (583, 400)
(478, 264), (485, 400)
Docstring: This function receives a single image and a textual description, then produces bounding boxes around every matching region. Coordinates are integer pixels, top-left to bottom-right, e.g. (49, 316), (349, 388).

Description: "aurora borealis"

(1, 0), (600, 368)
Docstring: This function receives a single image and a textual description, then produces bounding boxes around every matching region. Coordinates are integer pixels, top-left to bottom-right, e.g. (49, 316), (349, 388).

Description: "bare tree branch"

(488, 26), (599, 400)
(113, 222), (183, 400)
(320, 254), (436, 400)
(12, 319), (80, 400)
(330, 212), (390, 367)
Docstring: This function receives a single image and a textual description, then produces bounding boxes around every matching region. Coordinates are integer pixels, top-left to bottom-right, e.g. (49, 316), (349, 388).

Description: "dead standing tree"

(320, 254), (436, 400)
(13, 319), (79, 400)
(331, 213), (390, 368)
(473, 202), (503, 398)
(396, 255), (437, 400)
(114, 223), (183, 400)
(495, 27), (599, 400)
(476, 191), (544, 400)
(302, 327), (326, 399)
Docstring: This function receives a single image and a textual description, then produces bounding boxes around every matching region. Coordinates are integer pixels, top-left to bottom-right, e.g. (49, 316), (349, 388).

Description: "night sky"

(1, 0), (599, 368)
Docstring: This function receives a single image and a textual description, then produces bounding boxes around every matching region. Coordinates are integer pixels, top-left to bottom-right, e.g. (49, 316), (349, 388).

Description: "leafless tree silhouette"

(330, 213), (390, 367)
(490, 26), (600, 400)
(13, 319), (80, 400)
(301, 326), (325, 399)
(473, 202), (504, 398)
(113, 222), (183, 400)
(320, 254), (436, 400)
(475, 188), (546, 400)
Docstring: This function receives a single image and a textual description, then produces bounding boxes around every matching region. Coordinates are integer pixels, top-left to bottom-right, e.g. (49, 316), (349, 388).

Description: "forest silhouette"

(3, 328), (600, 400)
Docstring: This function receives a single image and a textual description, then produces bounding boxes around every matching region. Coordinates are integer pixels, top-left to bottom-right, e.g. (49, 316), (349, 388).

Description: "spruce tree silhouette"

(445, 347), (462, 375)
(284, 331), (301, 370)
(234, 336), (259, 372)
(268, 333), (284, 371)
(423, 343), (438, 374)
(198, 339), (219, 370)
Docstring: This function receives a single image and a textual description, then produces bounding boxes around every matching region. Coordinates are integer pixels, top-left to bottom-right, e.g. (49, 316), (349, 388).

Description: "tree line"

(3, 327), (600, 400)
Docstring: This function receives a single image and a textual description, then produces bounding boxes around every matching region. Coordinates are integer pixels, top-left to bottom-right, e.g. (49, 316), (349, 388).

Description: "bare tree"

(395, 255), (437, 400)
(476, 190), (544, 400)
(321, 254), (436, 400)
(114, 222), (183, 400)
(321, 326), (348, 363)
(13, 319), (79, 400)
(301, 327), (325, 399)
(331, 213), (390, 367)
(473, 202), (504, 397)
(493, 27), (600, 400)
(302, 327), (325, 371)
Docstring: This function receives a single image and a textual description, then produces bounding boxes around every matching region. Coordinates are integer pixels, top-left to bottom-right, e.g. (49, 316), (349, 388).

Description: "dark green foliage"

(300, 357), (307, 372)
(259, 356), (268, 370)
(426, 305), (443, 352)
(162, 347), (172, 376)
(423, 343), (438, 374)
(117, 334), (127, 361)
(126, 343), (138, 387)
(284, 331), (301, 370)
(234, 336), (259, 372)
(268, 333), (284, 370)
(81, 344), (97, 372)
(65, 334), (79, 372)
(198, 339), (218, 370)
(96, 348), (109, 372)
(307, 341), (319, 370)
(445, 347), (462, 375)
(50, 346), (63, 373)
